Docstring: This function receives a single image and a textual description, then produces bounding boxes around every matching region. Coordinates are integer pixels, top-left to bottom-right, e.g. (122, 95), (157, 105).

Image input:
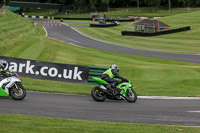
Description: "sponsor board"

(0, 56), (89, 84)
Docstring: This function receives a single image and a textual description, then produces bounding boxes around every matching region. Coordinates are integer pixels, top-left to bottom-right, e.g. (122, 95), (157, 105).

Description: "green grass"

(0, 113), (200, 133)
(66, 10), (200, 54)
(25, 7), (200, 18)
(1, 11), (200, 97)
(0, 11), (44, 58)
(103, 7), (200, 18)
(65, 23), (90, 27)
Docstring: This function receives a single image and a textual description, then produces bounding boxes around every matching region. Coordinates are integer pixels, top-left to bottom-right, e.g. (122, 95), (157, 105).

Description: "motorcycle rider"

(0, 59), (13, 78)
(102, 64), (128, 90)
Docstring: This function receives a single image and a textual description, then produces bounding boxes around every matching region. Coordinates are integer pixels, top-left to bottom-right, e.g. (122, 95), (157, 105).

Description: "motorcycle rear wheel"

(91, 86), (106, 102)
(9, 83), (26, 100)
(125, 88), (137, 103)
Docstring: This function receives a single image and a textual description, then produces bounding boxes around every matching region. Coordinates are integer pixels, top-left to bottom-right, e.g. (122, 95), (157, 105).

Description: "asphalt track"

(0, 91), (200, 126)
(3, 19), (198, 126)
(32, 19), (200, 63)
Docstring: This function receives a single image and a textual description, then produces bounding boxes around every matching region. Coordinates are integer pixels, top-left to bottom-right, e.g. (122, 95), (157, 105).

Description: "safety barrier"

(0, 56), (89, 84)
(88, 66), (119, 85)
(54, 17), (92, 20)
(24, 15), (54, 19)
(0, 56), (115, 85)
(105, 18), (135, 22)
(88, 66), (109, 85)
(42, 17), (134, 22)
(121, 26), (191, 37)
(90, 23), (118, 28)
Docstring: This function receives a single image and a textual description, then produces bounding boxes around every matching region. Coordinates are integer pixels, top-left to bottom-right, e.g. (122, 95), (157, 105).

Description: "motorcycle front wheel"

(9, 83), (26, 100)
(125, 88), (137, 103)
(91, 86), (106, 102)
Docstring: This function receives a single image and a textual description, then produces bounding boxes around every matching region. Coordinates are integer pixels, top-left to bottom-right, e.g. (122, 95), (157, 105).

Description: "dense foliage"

(8, 0), (200, 12)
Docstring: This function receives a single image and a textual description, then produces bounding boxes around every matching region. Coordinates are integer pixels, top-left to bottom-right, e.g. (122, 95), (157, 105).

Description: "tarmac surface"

(0, 91), (200, 126)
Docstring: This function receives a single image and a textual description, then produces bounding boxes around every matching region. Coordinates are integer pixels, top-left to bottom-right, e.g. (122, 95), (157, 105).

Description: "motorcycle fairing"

(92, 77), (109, 85)
(0, 77), (21, 97)
(117, 81), (132, 96)
(0, 87), (9, 97)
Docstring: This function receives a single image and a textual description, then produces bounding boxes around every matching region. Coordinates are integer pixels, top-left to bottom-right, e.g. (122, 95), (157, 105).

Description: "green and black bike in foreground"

(91, 77), (137, 103)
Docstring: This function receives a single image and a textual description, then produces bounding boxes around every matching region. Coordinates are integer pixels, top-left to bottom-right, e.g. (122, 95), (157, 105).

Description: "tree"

(102, 0), (110, 12)
(168, 0), (171, 12)
(143, 0), (161, 13)
(137, 0), (139, 12)
(127, 0), (139, 12)
(191, 0), (200, 6)
(101, 0), (117, 12)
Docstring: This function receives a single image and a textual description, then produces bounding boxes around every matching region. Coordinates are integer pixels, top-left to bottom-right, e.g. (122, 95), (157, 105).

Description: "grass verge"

(0, 113), (200, 133)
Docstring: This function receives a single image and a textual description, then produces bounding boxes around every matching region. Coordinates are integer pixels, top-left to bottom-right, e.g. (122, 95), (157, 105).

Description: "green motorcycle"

(91, 77), (137, 103)
(0, 71), (26, 100)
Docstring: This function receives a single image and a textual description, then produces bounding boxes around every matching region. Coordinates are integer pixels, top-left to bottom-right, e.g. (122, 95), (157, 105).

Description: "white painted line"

(153, 17), (161, 19)
(187, 111), (200, 113)
(43, 24), (79, 45)
(63, 23), (69, 26)
(64, 37), (80, 43)
(70, 26), (110, 44)
(138, 96), (200, 100)
(43, 27), (48, 36)
(68, 43), (83, 48)
(50, 23), (80, 43)
(184, 53), (200, 56)
(28, 91), (200, 100)
(62, 23), (109, 44)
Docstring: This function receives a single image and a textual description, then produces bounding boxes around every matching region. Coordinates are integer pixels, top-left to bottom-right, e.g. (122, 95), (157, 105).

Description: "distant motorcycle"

(0, 70), (26, 100)
(91, 77), (137, 103)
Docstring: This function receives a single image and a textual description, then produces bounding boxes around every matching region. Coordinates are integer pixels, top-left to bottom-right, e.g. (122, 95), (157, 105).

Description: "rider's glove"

(6, 72), (13, 76)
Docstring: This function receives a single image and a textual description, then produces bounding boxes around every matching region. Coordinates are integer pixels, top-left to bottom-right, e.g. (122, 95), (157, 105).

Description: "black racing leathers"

(0, 69), (13, 78)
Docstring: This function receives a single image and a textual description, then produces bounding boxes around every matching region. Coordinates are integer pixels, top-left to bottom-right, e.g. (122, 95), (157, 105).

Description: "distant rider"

(0, 59), (13, 78)
(101, 64), (128, 90)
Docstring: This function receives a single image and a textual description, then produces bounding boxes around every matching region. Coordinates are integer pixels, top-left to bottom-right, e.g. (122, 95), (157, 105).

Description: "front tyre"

(9, 83), (26, 100)
(91, 86), (106, 102)
(125, 88), (137, 103)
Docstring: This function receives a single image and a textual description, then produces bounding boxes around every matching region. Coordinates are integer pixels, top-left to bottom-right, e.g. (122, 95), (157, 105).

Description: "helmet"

(0, 59), (8, 70)
(110, 64), (117, 69)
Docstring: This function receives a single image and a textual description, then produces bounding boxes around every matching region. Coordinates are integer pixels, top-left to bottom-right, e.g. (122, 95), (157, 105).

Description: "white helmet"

(110, 64), (117, 69)
(0, 59), (8, 70)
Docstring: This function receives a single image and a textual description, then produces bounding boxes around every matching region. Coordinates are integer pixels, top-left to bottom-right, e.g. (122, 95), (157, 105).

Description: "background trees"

(8, 0), (200, 12)
(143, 0), (161, 13)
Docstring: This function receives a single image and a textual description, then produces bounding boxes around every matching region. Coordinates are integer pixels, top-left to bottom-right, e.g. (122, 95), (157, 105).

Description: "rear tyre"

(91, 86), (106, 102)
(9, 83), (26, 100)
(125, 88), (137, 103)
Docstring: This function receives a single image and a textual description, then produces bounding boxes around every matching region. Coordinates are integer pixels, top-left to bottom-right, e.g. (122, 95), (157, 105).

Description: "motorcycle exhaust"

(99, 85), (107, 90)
